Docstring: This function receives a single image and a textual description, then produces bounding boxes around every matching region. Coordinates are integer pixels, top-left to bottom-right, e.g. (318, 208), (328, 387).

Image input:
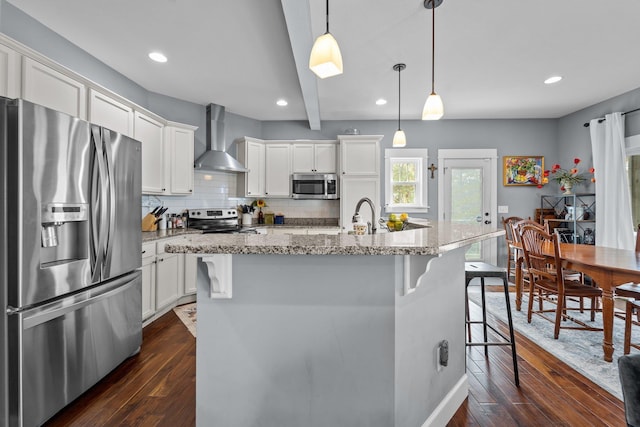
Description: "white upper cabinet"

(338, 135), (383, 231)
(22, 57), (86, 119)
(135, 111), (165, 194)
(166, 123), (196, 194)
(236, 137), (266, 197)
(292, 142), (337, 173)
(340, 135), (382, 176)
(265, 143), (291, 197)
(88, 89), (134, 137)
(292, 143), (314, 173)
(0, 43), (20, 98)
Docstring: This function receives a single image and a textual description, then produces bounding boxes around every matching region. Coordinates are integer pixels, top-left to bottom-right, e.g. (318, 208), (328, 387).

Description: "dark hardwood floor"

(43, 311), (196, 427)
(44, 297), (627, 427)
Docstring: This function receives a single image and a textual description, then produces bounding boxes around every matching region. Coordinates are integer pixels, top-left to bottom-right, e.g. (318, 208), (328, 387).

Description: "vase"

(561, 180), (573, 195)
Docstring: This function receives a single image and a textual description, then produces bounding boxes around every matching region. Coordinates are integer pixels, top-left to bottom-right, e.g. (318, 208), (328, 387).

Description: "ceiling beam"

(280, 0), (321, 130)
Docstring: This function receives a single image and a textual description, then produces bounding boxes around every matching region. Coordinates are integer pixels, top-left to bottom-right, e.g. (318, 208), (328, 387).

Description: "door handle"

(102, 129), (116, 274)
(484, 220), (492, 224)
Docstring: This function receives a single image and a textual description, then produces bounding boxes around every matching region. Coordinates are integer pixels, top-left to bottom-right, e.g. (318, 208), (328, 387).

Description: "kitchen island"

(165, 222), (503, 427)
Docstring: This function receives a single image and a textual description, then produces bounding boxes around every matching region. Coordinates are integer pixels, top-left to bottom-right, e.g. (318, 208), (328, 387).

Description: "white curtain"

(590, 112), (635, 249)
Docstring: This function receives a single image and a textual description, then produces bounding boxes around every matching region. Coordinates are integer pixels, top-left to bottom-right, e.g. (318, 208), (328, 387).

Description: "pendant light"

(392, 63), (407, 147)
(422, 0), (444, 120)
(309, 0), (343, 79)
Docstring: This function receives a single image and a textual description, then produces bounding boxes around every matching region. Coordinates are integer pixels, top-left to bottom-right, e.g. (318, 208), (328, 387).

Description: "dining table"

(514, 242), (640, 362)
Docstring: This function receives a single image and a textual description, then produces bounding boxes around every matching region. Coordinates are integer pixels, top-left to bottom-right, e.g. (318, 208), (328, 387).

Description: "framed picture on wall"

(503, 156), (544, 186)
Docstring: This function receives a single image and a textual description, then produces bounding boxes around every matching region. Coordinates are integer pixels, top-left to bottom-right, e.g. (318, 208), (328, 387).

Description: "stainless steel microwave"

(291, 173), (339, 199)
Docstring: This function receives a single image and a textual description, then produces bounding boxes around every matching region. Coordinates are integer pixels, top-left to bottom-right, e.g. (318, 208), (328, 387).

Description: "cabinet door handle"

(158, 258), (164, 262)
(142, 250), (146, 254)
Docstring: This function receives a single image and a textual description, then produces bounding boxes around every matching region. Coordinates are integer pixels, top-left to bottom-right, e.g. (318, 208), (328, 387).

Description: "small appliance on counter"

(188, 208), (258, 234)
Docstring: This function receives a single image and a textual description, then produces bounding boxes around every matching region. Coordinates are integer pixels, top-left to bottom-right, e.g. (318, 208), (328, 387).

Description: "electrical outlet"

(437, 340), (449, 371)
(498, 205), (509, 214)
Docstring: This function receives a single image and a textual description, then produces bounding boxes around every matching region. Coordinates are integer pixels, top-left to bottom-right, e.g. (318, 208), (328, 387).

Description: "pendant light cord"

(431, 4), (436, 94)
(325, 0), (330, 34)
(398, 67), (402, 130)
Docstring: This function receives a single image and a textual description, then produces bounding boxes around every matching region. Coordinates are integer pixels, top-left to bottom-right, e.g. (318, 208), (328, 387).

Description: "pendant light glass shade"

(392, 130), (407, 147)
(422, 0), (444, 121)
(422, 92), (444, 120)
(309, 33), (343, 79)
(309, 0), (343, 79)
(392, 63), (407, 147)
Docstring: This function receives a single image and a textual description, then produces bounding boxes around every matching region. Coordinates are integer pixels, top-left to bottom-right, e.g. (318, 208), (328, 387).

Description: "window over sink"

(384, 148), (429, 214)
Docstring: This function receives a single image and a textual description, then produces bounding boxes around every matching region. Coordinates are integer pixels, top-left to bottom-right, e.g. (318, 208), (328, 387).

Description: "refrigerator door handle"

(90, 126), (108, 282)
(102, 129), (116, 274)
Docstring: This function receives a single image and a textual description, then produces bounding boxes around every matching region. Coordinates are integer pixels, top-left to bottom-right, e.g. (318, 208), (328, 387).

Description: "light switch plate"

(498, 205), (509, 213)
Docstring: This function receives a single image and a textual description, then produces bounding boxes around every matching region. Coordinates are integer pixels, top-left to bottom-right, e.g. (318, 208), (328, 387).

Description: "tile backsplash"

(141, 171), (339, 219)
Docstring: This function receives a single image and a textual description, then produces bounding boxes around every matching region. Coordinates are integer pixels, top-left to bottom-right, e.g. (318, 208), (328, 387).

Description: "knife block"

(142, 213), (158, 231)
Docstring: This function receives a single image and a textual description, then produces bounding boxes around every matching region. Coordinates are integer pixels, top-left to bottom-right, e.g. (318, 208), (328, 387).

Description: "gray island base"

(165, 223), (503, 427)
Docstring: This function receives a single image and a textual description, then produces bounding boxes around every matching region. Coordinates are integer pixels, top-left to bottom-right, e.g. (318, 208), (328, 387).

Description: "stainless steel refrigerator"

(0, 97), (142, 426)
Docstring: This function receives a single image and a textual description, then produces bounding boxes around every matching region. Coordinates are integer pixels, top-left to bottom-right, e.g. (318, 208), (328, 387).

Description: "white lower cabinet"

(141, 242), (157, 320)
(141, 236), (194, 323)
(183, 254), (199, 295)
(155, 252), (180, 311)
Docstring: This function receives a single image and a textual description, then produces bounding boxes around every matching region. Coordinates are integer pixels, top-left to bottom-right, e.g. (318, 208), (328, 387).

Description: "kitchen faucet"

(352, 197), (377, 234)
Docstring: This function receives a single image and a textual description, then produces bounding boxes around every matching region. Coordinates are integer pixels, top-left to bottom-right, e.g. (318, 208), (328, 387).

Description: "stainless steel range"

(188, 208), (257, 233)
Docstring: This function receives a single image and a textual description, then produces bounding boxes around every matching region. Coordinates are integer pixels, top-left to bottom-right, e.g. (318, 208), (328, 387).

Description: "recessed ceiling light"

(376, 98), (387, 106)
(276, 99), (288, 106)
(148, 52), (168, 63)
(544, 76), (562, 84)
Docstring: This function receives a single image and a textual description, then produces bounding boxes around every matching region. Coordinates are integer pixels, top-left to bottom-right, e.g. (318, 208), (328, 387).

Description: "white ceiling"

(8, 0), (640, 129)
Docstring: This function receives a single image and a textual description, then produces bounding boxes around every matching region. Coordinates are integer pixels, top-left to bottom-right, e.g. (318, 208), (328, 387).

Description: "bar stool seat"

(465, 261), (520, 386)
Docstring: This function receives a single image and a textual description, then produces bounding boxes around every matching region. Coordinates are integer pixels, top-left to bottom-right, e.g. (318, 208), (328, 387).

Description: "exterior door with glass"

(438, 149), (498, 263)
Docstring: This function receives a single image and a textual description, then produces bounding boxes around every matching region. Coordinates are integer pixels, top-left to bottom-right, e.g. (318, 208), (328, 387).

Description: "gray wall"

(557, 86), (640, 173)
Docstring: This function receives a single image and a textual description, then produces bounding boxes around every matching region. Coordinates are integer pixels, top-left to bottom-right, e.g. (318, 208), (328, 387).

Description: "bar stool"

(465, 261), (520, 386)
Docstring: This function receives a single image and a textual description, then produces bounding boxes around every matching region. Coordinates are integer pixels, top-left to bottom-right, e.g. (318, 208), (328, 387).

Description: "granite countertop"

(164, 222), (504, 256)
(142, 228), (202, 243)
(259, 224), (341, 229)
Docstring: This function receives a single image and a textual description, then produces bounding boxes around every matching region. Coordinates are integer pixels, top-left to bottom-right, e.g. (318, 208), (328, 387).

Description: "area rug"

(173, 303), (197, 337)
(467, 283), (637, 400)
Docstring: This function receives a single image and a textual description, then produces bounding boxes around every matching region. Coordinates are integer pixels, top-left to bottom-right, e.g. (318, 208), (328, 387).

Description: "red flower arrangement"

(537, 158), (595, 190)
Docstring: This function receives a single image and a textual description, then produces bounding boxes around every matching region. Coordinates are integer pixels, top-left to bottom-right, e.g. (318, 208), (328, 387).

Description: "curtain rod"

(583, 107), (640, 127)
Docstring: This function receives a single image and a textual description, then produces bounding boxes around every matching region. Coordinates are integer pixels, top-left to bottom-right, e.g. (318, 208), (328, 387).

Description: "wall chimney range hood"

(194, 103), (248, 173)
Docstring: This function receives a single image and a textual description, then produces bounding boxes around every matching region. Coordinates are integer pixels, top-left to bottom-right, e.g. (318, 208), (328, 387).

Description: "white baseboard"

(421, 374), (469, 427)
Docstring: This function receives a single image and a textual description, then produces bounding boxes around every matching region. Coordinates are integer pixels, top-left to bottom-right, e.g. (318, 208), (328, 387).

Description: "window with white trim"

(384, 148), (429, 213)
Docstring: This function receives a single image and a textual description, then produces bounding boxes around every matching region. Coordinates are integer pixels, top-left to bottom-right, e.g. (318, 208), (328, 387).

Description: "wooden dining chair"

(520, 224), (602, 339)
(511, 219), (549, 307)
(501, 216), (522, 283)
